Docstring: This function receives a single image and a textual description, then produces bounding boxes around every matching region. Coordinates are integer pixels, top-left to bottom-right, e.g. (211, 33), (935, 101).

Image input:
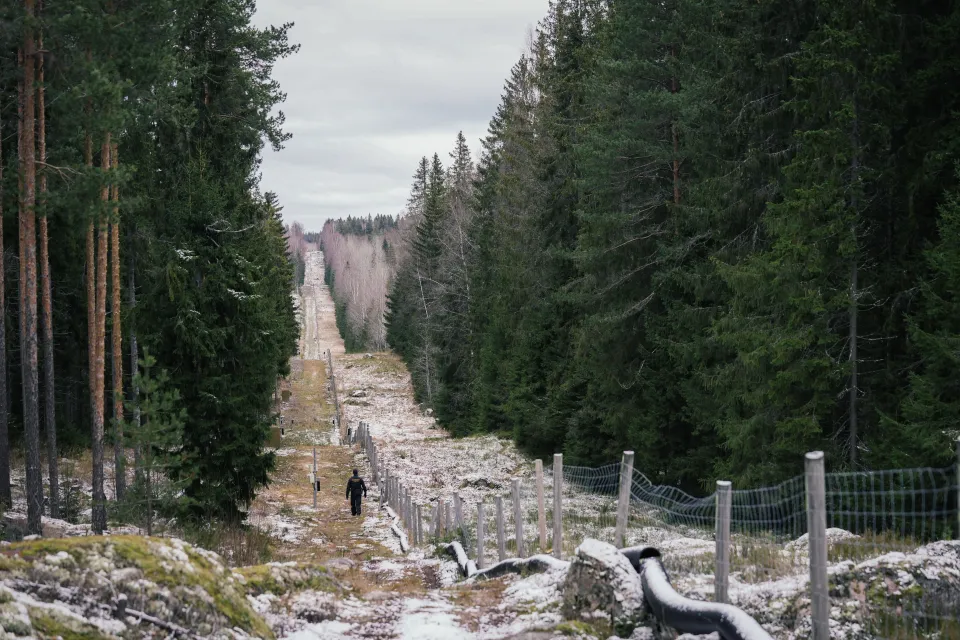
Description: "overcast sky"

(250, 0), (550, 232)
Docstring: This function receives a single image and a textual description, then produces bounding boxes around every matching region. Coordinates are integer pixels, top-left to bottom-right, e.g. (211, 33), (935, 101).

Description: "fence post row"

(805, 451), (830, 640)
(714, 480), (732, 604)
(614, 451), (634, 548)
(512, 478), (525, 558)
(536, 460), (547, 550)
(553, 453), (563, 560)
(477, 502), (486, 570)
(496, 496), (507, 561)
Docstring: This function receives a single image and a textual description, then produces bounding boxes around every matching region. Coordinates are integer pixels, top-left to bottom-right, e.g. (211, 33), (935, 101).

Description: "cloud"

(252, 0), (549, 231)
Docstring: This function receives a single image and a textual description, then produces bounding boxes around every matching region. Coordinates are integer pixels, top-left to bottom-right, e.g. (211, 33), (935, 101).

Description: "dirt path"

(252, 252), (400, 566)
(254, 250), (568, 640)
(251, 251), (463, 635)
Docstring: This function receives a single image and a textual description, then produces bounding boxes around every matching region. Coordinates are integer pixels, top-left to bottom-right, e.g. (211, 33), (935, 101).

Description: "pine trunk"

(0, 84), (9, 508)
(38, 22), (59, 519)
(111, 143), (124, 501)
(19, 2), (44, 535)
(127, 226), (141, 484)
(91, 136), (110, 534)
(84, 131), (98, 527)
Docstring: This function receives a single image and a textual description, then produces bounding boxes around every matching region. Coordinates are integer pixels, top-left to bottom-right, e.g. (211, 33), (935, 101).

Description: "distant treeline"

(382, 0), (960, 493)
(332, 214), (399, 236)
(320, 218), (403, 352)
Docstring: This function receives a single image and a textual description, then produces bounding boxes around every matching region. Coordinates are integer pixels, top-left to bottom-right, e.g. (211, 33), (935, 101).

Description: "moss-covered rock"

(0, 535), (273, 639)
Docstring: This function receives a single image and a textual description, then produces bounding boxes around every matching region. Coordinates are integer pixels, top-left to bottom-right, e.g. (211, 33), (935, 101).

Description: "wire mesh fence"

(377, 435), (960, 638)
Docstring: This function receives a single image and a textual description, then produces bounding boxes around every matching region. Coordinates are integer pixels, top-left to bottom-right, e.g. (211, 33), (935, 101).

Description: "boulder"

(562, 538), (646, 636)
(290, 591), (338, 623)
(324, 557), (356, 571)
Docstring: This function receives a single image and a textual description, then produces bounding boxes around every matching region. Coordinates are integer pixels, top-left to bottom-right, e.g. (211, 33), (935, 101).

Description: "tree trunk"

(19, 3), (44, 535)
(848, 96), (861, 467)
(38, 20), (59, 519)
(111, 143), (125, 501)
(91, 135), (110, 534)
(0, 82), (9, 509)
(127, 226), (141, 485)
(84, 125), (98, 531)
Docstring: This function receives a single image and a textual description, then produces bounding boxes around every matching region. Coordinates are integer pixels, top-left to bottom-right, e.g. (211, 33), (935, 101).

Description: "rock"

(363, 353), (374, 359)
(562, 538), (646, 636)
(459, 475), (503, 490)
(324, 557), (356, 571)
(291, 591), (338, 623)
(41, 517), (71, 538)
(350, 389), (367, 398)
(365, 590), (392, 601)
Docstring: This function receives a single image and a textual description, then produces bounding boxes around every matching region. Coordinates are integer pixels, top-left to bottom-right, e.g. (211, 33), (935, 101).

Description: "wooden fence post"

(312, 447), (317, 510)
(454, 492), (464, 535)
(445, 500), (453, 533)
(512, 478), (525, 558)
(553, 454), (563, 560)
(805, 451), (829, 640)
(614, 451), (634, 548)
(536, 460), (547, 551)
(477, 502), (486, 570)
(715, 480), (732, 603)
(496, 496), (506, 561)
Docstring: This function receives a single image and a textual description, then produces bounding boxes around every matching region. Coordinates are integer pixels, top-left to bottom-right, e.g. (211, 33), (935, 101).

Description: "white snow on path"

(398, 597), (473, 640)
(280, 593), (473, 640)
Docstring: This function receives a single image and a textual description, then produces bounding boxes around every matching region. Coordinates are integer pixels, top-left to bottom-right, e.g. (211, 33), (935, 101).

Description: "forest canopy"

(374, 0), (960, 492)
(1, 0), (299, 534)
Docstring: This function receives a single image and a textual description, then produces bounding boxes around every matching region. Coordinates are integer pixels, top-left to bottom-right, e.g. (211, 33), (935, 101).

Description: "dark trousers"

(351, 493), (363, 516)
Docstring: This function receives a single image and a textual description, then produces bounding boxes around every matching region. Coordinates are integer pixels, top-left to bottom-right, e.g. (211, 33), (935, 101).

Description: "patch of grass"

(866, 606), (960, 639)
(556, 619), (610, 637)
(829, 530), (920, 563)
(237, 562), (340, 596)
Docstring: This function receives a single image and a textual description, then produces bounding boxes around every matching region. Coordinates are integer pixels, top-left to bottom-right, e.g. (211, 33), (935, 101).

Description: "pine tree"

(19, 0), (44, 535)
(37, 8), (58, 517)
(893, 171), (960, 467)
(111, 142), (124, 501)
(0, 72), (8, 509)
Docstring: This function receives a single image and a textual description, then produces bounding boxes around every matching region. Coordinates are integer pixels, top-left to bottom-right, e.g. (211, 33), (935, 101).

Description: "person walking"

(345, 468), (367, 516)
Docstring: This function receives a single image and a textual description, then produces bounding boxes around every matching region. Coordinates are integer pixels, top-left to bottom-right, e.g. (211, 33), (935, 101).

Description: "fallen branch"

(126, 607), (197, 639)
(467, 554), (570, 582)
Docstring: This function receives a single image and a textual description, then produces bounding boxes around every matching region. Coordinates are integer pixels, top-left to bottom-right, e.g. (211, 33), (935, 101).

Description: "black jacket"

(346, 475), (367, 498)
